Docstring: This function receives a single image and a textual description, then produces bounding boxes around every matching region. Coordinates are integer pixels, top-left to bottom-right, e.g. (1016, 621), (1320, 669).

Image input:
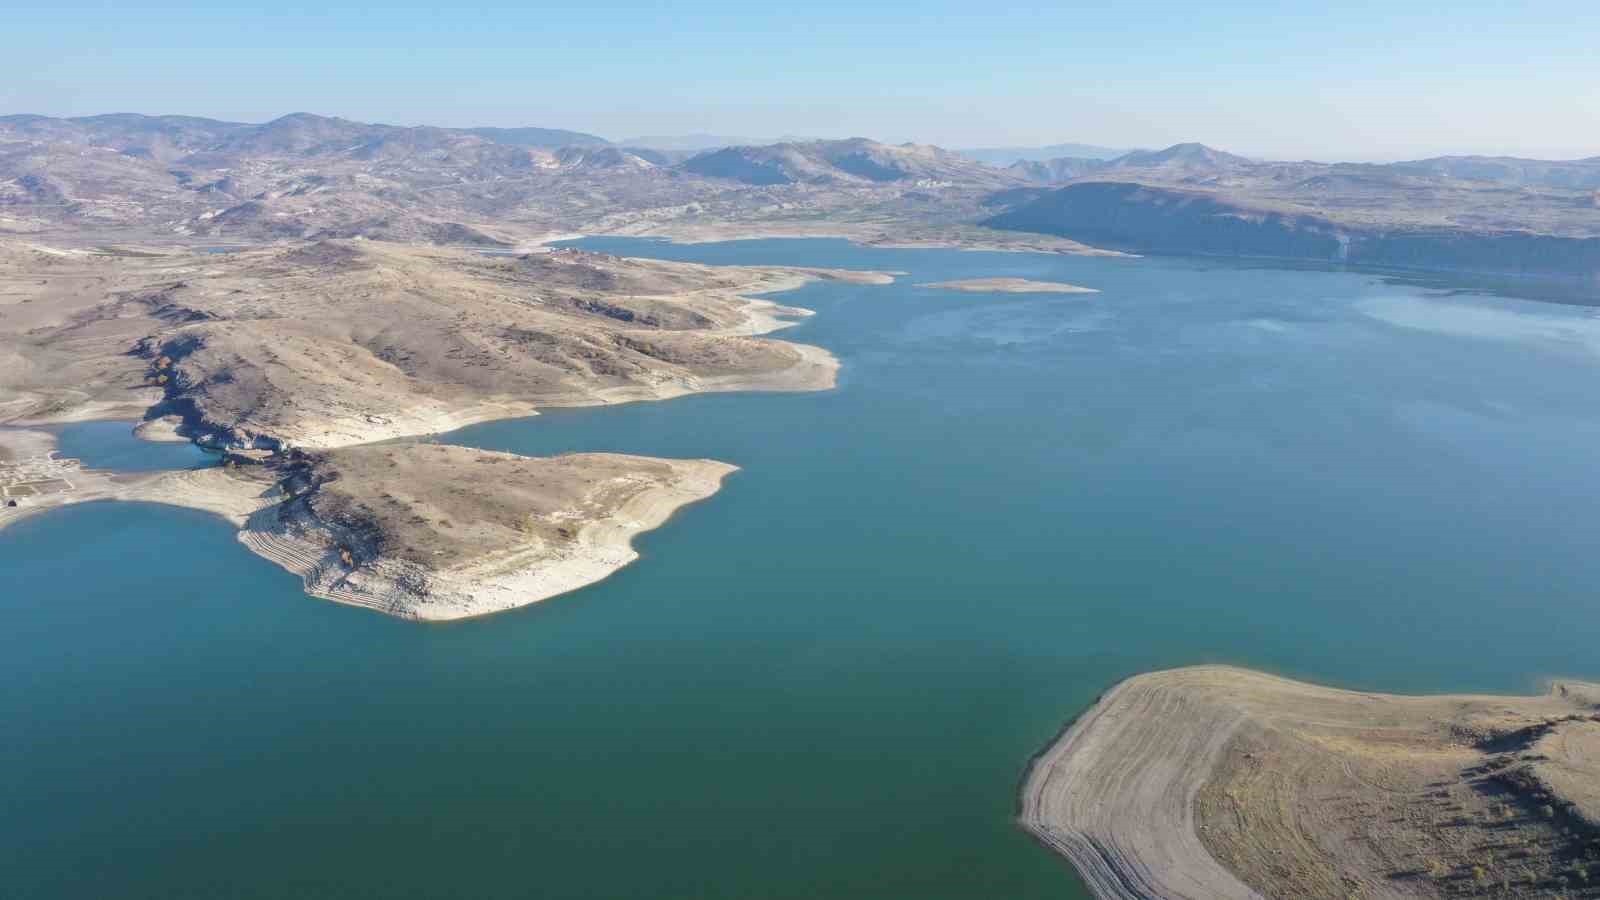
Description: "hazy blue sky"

(6, 1), (1598, 160)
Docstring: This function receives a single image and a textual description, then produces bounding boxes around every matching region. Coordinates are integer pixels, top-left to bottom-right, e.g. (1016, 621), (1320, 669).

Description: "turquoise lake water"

(49, 419), (218, 471)
(6, 239), (1600, 899)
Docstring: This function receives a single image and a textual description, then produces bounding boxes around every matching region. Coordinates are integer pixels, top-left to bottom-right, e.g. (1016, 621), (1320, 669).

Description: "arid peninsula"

(0, 238), (893, 617)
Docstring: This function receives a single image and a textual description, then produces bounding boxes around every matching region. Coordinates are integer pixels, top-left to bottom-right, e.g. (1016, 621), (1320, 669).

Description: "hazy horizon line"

(3, 107), (1596, 165)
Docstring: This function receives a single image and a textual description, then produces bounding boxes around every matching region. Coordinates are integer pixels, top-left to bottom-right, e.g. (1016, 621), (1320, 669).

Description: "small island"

(1023, 666), (1600, 899)
(922, 277), (1098, 294)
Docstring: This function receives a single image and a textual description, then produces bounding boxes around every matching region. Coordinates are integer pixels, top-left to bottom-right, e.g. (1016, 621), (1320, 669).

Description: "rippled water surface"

(6, 239), (1600, 899)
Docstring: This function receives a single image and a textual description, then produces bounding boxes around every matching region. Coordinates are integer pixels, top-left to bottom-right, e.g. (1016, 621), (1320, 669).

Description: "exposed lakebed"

(6, 239), (1600, 899)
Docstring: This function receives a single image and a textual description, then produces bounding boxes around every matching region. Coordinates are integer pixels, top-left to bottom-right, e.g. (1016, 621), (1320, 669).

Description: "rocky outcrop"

(238, 500), (441, 618)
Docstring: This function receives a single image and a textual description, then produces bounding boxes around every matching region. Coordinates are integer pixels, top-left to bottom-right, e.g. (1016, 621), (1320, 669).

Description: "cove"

(49, 419), (218, 472)
(6, 238), (1600, 899)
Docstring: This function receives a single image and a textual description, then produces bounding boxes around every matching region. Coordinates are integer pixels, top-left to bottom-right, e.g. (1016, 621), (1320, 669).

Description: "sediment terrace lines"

(1025, 666), (1600, 900)
(237, 515), (398, 615)
(1021, 673), (1264, 900)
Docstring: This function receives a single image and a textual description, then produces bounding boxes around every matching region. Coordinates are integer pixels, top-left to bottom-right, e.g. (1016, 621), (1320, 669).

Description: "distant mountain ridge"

(0, 112), (610, 160)
(1388, 155), (1600, 190)
(3, 113), (1596, 279)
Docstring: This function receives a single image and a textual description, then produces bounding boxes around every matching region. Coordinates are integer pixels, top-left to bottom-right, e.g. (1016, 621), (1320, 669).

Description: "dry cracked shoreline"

(0, 238), (893, 618)
(1023, 666), (1600, 900)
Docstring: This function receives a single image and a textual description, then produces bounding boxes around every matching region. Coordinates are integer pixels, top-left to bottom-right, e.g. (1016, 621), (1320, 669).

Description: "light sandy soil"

(922, 277), (1099, 294)
(0, 239), (891, 447)
(1023, 666), (1600, 900)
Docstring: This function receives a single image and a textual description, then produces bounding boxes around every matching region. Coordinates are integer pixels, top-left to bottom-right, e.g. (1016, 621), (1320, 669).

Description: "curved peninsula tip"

(1023, 666), (1600, 900)
(238, 444), (737, 620)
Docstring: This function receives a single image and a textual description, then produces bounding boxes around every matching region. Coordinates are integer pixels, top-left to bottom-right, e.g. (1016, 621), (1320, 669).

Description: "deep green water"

(6, 239), (1600, 899)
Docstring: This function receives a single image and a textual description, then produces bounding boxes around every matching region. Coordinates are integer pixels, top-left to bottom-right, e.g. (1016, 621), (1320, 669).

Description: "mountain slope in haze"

(620, 134), (780, 152)
(959, 143), (1131, 166)
(0, 112), (609, 159)
(1001, 143), (1254, 185)
(1006, 157), (1113, 183)
(0, 114), (1026, 247)
(981, 141), (1600, 279)
(552, 146), (657, 170)
(0, 112), (627, 243)
(986, 180), (1600, 278)
(618, 147), (696, 166)
(681, 138), (1023, 187)
(1106, 142), (1257, 172)
(462, 126), (610, 148)
(1388, 155), (1600, 190)
(0, 113), (247, 163)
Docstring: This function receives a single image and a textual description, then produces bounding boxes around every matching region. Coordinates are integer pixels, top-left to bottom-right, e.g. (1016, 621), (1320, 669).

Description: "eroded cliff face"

(987, 182), (1600, 281)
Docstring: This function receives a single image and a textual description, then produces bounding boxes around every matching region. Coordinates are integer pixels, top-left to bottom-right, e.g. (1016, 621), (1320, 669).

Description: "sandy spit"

(1021, 669), (1264, 900)
(922, 277), (1099, 294)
